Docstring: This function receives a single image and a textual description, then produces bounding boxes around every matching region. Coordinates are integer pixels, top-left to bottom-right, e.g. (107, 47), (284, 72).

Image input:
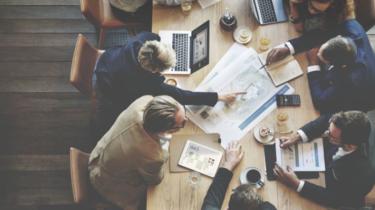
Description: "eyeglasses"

(324, 129), (341, 142)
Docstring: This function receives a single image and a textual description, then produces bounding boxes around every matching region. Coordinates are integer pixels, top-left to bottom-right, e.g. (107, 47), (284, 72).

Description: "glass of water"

(188, 171), (201, 188)
(181, 0), (193, 14)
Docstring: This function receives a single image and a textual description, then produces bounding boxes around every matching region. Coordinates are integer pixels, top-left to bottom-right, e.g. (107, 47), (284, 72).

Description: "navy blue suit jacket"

(93, 32), (217, 136)
(289, 20), (375, 114)
(299, 115), (375, 208)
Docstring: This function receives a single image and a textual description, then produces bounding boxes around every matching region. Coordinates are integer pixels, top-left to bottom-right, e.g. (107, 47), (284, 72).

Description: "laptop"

(249, 0), (288, 25)
(159, 21), (209, 75)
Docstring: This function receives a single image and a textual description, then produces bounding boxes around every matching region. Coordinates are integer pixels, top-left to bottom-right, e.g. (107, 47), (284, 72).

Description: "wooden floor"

(0, 1), (99, 209)
(0, 1), (374, 209)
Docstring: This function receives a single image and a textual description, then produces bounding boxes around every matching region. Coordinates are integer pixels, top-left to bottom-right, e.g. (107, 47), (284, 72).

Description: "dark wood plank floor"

(0, 0), (100, 209)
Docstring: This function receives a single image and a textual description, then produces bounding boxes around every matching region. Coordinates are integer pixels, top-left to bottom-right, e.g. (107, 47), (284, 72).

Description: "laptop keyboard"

(172, 33), (189, 72)
(257, 0), (277, 24)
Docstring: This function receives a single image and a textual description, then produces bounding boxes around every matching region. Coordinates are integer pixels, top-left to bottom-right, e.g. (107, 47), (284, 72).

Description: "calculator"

(276, 94), (301, 107)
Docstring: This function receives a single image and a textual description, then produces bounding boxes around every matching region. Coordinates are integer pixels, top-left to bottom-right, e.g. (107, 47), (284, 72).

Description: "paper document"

(187, 45), (294, 147)
(178, 140), (223, 177)
(275, 138), (326, 171)
(198, 0), (220, 9)
(258, 53), (303, 86)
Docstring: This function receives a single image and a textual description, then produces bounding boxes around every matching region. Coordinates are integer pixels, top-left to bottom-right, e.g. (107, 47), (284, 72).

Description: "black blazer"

(289, 20), (375, 114)
(300, 116), (375, 208)
(201, 168), (276, 210)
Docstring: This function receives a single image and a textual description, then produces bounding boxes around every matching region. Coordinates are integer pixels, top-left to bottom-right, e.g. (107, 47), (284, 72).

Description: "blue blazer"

(289, 20), (375, 114)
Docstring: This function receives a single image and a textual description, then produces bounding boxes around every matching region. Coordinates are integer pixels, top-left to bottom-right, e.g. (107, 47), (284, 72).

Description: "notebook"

(159, 21), (210, 75)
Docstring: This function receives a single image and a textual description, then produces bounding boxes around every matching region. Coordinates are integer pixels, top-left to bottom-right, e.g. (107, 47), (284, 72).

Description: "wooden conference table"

(148, 0), (326, 209)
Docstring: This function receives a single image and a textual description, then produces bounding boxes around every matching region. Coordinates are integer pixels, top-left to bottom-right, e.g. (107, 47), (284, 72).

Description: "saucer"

(253, 126), (275, 145)
(239, 167), (263, 185)
(233, 26), (252, 44)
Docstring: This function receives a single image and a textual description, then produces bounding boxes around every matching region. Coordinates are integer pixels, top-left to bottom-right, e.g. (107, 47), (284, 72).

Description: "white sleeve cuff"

(285, 42), (295, 55)
(307, 65), (321, 73)
(297, 129), (309, 143)
(296, 180), (305, 192)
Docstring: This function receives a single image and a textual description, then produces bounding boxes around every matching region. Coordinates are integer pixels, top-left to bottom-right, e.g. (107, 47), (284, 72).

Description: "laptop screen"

(191, 21), (210, 73)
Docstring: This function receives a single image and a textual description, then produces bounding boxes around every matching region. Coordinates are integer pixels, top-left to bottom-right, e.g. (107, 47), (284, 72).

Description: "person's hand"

(266, 46), (290, 65)
(293, 22), (304, 33)
(273, 163), (300, 190)
(222, 141), (244, 171)
(306, 48), (319, 66)
(218, 92), (247, 104)
(279, 132), (301, 149)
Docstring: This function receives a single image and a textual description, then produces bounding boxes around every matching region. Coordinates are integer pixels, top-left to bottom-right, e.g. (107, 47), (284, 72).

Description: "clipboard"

(169, 133), (222, 172)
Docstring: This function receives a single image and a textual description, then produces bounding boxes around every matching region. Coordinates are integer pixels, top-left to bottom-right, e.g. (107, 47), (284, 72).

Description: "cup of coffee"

(245, 168), (265, 188)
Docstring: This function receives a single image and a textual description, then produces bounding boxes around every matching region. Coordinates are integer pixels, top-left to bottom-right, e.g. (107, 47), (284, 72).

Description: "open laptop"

(159, 21), (209, 75)
(249, 0), (288, 25)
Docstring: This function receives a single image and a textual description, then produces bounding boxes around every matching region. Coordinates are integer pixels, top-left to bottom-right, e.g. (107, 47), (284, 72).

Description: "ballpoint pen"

(259, 63), (267, 70)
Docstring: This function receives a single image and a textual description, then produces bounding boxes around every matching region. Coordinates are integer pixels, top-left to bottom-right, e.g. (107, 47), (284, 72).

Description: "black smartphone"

(276, 94), (301, 107)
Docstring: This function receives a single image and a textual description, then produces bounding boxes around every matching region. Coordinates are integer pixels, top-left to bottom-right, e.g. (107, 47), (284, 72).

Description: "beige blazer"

(89, 96), (166, 210)
(109, 0), (147, 13)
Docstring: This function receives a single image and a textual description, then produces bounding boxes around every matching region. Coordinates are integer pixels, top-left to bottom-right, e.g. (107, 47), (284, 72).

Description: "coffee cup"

(244, 168), (265, 188)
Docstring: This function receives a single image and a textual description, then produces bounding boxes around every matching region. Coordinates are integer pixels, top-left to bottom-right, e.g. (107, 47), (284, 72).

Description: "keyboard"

(172, 33), (189, 72)
(257, 0), (277, 24)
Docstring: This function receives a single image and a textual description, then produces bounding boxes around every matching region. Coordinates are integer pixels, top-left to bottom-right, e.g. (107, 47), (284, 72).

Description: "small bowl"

(165, 78), (178, 86)
(253, 126), (275, 145)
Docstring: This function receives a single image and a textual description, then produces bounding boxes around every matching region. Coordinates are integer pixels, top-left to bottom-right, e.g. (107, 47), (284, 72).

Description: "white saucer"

(253, 126), (275, 145)
(233, 26), (252, 44)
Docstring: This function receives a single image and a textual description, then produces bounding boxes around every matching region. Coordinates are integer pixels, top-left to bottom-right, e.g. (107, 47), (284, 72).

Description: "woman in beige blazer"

(89, 95), (187, 210)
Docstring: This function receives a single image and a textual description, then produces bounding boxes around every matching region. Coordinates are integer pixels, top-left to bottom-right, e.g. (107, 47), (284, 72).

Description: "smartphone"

(276, 94), (301, 107)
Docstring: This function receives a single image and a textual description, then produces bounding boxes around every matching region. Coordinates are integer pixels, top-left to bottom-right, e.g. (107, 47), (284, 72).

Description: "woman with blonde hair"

(93, 32), (241, 139)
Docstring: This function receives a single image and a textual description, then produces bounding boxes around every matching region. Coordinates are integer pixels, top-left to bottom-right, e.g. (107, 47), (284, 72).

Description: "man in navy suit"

(266, 20), (375, 114)
(273, 111), (375, 209)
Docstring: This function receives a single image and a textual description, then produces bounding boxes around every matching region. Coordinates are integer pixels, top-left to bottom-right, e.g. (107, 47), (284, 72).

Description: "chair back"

(70, 34), (102, 96)
(69, 147), (91, 204)
(365, 185), (375, 207)
(355, 0), (375, 31)
(80, 0), (102, 27)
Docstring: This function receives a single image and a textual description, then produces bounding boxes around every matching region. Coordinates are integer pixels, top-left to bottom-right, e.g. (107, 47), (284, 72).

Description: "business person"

(201, 141), (277, 210)
(89, 95), (187, 210)
(273, 111), (375, 208)
(266, 20), (375, 114)
(93, 31), (242, 138)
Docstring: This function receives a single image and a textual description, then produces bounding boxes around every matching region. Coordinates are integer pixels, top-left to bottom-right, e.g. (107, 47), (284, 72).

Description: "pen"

(259, 63), (267, 70)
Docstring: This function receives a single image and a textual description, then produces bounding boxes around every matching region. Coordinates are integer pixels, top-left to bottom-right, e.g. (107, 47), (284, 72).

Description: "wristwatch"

(289, 16), (302, 24)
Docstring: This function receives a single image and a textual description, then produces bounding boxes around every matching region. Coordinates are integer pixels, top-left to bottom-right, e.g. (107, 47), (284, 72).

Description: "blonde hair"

(138, 41), (176, 73)
(143, 95), (180, 133)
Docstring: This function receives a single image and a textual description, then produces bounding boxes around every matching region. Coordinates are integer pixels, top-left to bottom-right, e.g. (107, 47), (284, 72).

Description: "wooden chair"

(80, 0), (146, 48)
(70, 147), (113, 209)
(355, 0), (375, 31)
(365, 185), (375, 208)
(70, 34), (104, 97)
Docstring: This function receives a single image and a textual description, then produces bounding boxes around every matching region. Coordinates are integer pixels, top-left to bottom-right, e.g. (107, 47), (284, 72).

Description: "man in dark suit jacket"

(273, 111), (375, 208)
(201, 141), (276, 210)
(266, 20), (375, 114)
(93, 32), (242, 138)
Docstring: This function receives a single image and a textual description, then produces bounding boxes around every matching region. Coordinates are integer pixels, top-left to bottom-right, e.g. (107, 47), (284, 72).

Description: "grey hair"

(321, 36), (357, 67)
(143, 95), (180, 133)
(329, 111), (371, 146)
(228, 184), (263, 210)
(138, 40), (176, 73)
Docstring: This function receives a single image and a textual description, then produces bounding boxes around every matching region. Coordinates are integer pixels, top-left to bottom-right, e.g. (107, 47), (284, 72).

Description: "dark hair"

(228, 184), (263, 210)
(329, 111), (371, 146)
(143, 96), (180, 133)
(321, 36), (357, 66)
